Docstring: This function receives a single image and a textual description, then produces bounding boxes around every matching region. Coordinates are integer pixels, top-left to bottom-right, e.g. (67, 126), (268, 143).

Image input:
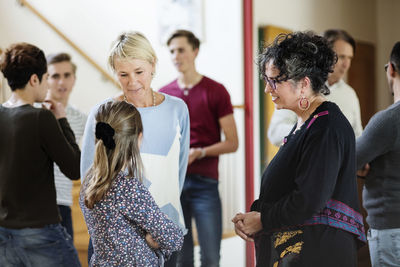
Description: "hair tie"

(95, 122), (116, 149)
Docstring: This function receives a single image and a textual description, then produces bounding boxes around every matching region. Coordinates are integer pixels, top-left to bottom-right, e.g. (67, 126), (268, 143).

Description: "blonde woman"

(80, 101), (183, 266)
(81, 32), (190, 265)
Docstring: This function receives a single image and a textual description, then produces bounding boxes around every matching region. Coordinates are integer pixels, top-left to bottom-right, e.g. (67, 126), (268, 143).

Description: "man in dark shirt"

(0, 42), (81, 267)
(356, 42), (400, 267)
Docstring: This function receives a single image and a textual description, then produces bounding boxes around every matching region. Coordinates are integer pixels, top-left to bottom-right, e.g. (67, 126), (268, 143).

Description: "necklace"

(123, 90), (156, 107)
(152, 90), (156, 106)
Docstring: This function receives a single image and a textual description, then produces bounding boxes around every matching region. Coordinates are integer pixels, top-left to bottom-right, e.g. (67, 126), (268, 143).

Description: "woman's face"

(114, 58), (154, 100)
(264, 61), (300, 111)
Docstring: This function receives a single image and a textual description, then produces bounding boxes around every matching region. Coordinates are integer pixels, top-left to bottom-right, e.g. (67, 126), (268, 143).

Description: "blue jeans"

(178, 174), (222, 267)
(368, 228), (400, 267)
(58, 205), (73, 240)
(0, 223), (81, 267)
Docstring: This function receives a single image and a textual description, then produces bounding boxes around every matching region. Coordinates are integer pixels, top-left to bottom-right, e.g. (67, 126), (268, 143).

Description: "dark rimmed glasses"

(262, 74), (280, 90)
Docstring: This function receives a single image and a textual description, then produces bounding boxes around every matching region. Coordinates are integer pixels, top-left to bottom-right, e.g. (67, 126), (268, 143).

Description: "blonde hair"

(108, 31), (157, 72)
(83, 101), (144, 209)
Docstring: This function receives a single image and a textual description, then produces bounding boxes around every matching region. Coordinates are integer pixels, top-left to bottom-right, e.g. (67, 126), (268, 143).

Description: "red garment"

(160, 76), (233, 180)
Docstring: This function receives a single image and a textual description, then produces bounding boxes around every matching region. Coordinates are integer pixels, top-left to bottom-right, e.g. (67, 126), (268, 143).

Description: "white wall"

(1, 1), (118, 113)
(0, 0), (244, 112)
(254, 0), (376, 42)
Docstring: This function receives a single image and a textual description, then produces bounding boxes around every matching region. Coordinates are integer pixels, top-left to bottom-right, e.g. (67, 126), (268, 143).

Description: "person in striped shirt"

(47, 52), (87, 239)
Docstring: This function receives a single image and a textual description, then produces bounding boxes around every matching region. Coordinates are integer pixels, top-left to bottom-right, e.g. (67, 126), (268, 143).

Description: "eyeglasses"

(262, 74), (279, 90)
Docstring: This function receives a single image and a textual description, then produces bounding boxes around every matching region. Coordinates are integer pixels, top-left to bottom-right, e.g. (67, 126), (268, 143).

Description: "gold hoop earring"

(298, 95), (310, 111)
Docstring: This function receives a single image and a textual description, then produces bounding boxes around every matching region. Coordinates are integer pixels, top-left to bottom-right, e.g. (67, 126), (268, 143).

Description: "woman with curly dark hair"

(232, 32), (366, 266)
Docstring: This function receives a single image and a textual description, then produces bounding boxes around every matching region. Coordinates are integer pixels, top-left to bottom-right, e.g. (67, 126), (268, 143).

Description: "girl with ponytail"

(80, 101), (183, 266)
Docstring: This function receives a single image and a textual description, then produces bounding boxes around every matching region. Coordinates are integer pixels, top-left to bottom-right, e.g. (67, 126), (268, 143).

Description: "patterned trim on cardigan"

(303, 199), (366, 243)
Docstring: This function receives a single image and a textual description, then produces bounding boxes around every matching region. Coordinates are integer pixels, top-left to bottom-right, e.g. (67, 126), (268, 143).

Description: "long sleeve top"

(54, 105), (87, 206)
(80, 94), (190, 230)
(356, 100), (400, 229)
(252, 102), (365, 243)
(0, 104), (80, 228)
(267, 80), (363, 146)
(80, 172), (184, 266)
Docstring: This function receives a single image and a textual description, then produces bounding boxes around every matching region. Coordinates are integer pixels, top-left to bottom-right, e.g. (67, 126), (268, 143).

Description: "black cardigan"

(251, 102), (365, 243)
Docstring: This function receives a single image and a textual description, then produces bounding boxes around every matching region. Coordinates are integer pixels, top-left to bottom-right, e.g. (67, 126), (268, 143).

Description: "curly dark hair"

(258, 31), (337, 95)
(0, 42), (47, 91)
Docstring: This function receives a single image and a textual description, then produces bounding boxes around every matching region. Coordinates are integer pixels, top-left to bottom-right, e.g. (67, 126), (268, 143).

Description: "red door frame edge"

(243, 0), (255, 266)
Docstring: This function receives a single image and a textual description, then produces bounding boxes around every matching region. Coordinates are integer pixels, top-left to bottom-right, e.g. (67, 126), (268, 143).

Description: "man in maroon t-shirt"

(160, 30), (238, 267)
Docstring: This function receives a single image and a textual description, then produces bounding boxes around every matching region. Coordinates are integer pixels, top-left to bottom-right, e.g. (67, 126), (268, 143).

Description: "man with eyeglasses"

(267, 29), (363, 146)
(356, 41), (400, 267)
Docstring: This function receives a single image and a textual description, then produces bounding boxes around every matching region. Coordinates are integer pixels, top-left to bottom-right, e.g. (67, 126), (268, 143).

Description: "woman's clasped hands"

(231, 211), (263, 242)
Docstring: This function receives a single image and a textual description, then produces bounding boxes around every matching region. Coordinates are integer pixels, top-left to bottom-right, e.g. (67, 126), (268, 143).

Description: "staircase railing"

(18, 0), (120, 89)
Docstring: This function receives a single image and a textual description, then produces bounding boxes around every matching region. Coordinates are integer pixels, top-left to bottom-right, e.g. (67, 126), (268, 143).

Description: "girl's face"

(114, 58), (154, 101)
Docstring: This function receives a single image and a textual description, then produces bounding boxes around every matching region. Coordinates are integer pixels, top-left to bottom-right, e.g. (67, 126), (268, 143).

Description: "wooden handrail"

(18, 0), (245, 110)
(18, 0), (120, 89)
(233, 104), (245, 109)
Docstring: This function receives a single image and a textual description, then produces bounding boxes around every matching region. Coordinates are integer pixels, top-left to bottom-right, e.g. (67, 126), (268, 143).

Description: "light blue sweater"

(80, 93), (190, 230)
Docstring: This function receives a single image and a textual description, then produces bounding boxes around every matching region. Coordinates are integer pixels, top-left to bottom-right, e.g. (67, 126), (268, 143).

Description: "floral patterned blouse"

(80, 172), (184, 266)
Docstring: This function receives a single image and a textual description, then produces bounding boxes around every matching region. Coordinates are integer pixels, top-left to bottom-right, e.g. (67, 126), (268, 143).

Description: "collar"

(325, 79), (345, 92)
